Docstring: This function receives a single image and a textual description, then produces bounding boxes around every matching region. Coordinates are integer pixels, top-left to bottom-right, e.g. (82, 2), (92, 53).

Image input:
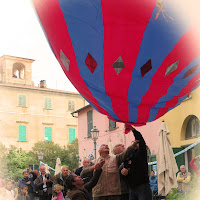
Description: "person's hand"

(195, 155), (200, 159)
(43, 178), (47, 183)
(29, 167), (32, 172)
(94, 163), (101, 170)
(125, 124), (134, 131)
(131, 140), (140, 149)
(27, 181), (31, 185)
(121, 168), (128, 176)
(99, 159), (105, 167)
(53, 197), (57, 200)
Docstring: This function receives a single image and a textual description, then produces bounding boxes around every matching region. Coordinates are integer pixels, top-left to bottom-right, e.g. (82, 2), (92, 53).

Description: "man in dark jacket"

(34, 165), (53, 200)
(52, 165), (69, 198)
(67, 159), (104, 200)
(122, 124), (152, 200)
(75, 158), (90, 176)
(18, 168), (37, 200)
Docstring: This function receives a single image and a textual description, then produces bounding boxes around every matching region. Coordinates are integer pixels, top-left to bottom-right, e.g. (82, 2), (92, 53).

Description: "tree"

(31, 139), (79, 172)
(6, 146), (34, 180)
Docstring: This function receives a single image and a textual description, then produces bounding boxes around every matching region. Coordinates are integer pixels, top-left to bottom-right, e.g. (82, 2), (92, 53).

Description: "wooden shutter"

(173, 147), (185, 173)
(45, 127), (52, 141)
(45, 97), (52, 109)
(68, 100), (75, 111)
(18, 95), (26, 107)
(109, 120), (116, 130)
(18, 125), (26, 141)
(87, 110), (93, 137)
(69, 128), (76, 143)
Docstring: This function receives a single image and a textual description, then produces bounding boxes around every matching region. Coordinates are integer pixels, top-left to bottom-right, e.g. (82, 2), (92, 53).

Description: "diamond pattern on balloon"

(184, 65), (198, 79)
(165, 60), (179, 76)
(113, 56), (125, 75)
(60, 50), (70, 71)
(85, 53), (97, 74)
(140, 59), (152, 77)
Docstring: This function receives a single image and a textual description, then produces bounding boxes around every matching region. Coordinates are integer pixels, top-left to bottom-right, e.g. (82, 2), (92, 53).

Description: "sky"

(0, 0), (77, 92)
(0, 0), (200, 92)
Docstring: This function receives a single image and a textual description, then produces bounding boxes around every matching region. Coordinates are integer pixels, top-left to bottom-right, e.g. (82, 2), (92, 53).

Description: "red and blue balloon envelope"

(32, 0), (200, 125)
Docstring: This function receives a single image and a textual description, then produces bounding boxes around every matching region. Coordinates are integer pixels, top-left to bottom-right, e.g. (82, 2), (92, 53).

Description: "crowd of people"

(0, 125), (200, 200)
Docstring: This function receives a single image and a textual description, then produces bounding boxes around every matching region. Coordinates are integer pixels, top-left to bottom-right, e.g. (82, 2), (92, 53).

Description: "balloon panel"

(32, 0), (200, 125)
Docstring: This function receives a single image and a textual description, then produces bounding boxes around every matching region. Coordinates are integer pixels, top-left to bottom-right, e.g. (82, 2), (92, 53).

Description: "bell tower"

(0, 55), (34, 86)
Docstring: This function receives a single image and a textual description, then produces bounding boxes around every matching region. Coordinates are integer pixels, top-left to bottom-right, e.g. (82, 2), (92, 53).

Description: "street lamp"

(91, 126), (99, 159)
(38, 152), (44, 165)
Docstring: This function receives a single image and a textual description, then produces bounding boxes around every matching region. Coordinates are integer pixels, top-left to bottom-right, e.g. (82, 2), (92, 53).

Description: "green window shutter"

(18, 95), (26, 107)
(45, 97), (52, 109)
(109, 120), (116, 130)
(18, 125), (26, 141)
(69, 128), (75, 143)
(173, 147), (185, 174)
(87, 110), (93, 137)
(45, 127), (52, 141)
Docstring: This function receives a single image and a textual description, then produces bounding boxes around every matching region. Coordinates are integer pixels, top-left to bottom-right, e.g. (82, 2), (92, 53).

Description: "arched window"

(12, 62), (25, 79)
(185, 115), (200, 139)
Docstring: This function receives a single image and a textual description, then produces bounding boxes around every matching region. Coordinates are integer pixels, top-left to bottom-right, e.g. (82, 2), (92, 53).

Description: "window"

(87, 110), (93, 137)
(109, 119), (116, 130)
(69, 128), (76, 143)
(68, 100), (75, 111)
(186, 116), (200, 139)
(44, 97), (52, 109)
(44, 127), (52, 141)
(18, 94), (26, 107)
(18, 125), (27, 141)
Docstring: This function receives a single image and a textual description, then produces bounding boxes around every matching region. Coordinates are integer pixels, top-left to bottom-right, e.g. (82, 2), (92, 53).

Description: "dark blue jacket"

(149, 176), (158, 191)
(18, 172), (37, 194)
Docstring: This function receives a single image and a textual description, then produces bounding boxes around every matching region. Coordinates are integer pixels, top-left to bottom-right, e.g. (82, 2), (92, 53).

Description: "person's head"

(113, 144), (125, 155)
(150, 171), (155, 177)
(20, 185), (28, 195)
(33, 170), (39, 177)
(6, 180), (12, 191)
(61, 166), (69, 177)
(83, 158), (90, 168)
(23, 170), (29, 179)
(39, 165), (46, 175)
(99, 144), (109, 157)
(66, 174), (84, 190)
(180, 165), (186, 173)
(53, 184), (63, 194)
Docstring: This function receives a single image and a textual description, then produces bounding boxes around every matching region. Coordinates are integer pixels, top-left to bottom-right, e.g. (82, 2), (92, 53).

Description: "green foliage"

(0, 139), (79, 180)
(31, 139), (79, 172)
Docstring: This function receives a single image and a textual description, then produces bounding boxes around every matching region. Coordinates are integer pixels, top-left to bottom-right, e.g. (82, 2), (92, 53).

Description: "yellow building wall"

(162, 87), (200, 148)
(0, 84), (86, 150)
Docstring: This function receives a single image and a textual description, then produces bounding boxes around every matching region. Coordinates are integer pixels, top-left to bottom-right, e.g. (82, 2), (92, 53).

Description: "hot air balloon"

(32, 0), (200, 125)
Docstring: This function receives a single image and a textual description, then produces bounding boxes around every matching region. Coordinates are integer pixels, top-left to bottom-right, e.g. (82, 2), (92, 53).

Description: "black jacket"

(75, 166), (83, 176)
(34, 173), (53, 196)
(126, 129), (149, 188)
(68, 169), (102, 200)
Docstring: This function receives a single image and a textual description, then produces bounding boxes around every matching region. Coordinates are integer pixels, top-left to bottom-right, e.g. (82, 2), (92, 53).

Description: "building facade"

(162, 87), (200, 173)
(0, 55), (86, 150)
(72, 105), (162, 167)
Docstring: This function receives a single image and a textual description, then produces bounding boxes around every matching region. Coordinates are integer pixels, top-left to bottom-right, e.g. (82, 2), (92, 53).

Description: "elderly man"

(113, 144), (129, 200)
(34, 165), (53, 200)
(81, 140), (139, 200)
(52, 165), (69, 198)
(75, 158), (90, 176)
(177, 165), (191, 192)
